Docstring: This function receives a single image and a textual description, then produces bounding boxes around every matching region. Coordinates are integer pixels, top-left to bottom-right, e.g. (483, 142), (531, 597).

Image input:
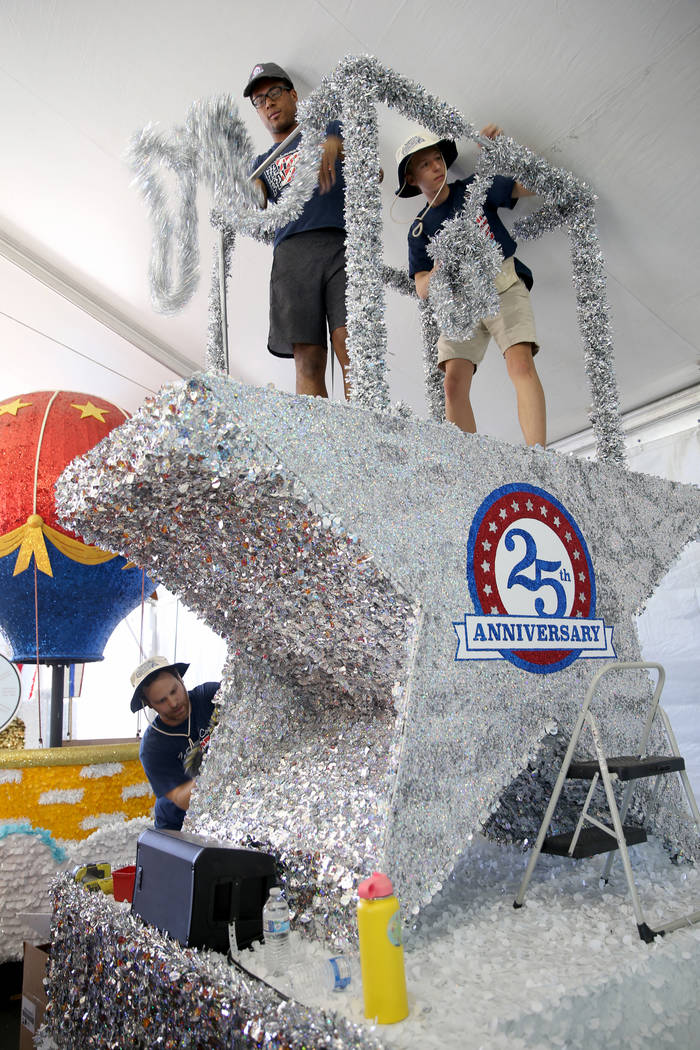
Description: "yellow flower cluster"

(0, 719), (25, 751)
(0, 745), (154, 842)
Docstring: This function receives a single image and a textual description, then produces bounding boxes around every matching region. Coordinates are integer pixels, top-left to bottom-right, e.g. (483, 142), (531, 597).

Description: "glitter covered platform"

(56, 373), (700, 928)
(43, 834), (700, 1050)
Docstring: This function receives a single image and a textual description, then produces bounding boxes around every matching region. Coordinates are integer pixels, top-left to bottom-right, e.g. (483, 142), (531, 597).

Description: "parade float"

(27, 56), (700, 1049)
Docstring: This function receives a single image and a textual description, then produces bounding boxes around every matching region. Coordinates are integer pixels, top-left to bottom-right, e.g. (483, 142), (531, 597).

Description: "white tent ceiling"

(1, 0), (698, 446)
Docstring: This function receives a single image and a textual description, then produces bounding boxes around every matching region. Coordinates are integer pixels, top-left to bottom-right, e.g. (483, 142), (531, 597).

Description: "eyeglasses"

(251, 85), (292, 109)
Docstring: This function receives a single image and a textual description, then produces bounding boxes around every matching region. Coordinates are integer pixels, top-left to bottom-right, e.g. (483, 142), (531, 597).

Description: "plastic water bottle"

(291, 955), (356, 998)
(262, 886), (291, 976)
(314, 955), (354, 991)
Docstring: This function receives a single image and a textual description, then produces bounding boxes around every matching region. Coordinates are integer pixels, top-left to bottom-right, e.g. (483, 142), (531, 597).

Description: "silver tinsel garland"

(417, 298), (445, 422)
(128, 54), (625, 456)
(339, 61), (390, 409)
(424, 172), (503, 340)
(128, 122), (200, 314)
(568, 206), (624, 464)
(127, 95), (259, 314)
(206, 227), (235, 372)
(474, 133), (624, 464)
(381, 264), (445, 421)
(44, 875), (386, 1050)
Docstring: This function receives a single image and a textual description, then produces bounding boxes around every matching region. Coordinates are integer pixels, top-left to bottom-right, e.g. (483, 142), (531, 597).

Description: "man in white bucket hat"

(130, 656), (220, 830)
(396, 127), (546, 447)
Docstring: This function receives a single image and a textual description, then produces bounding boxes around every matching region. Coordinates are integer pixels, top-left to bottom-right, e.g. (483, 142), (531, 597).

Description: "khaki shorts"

(436, 258), (539, 372)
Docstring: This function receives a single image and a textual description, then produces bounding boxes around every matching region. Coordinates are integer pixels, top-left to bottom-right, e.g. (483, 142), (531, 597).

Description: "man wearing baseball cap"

(396, 126), (546, 447)
(130, 656), (220, 830)
(244, 61), (350, 398)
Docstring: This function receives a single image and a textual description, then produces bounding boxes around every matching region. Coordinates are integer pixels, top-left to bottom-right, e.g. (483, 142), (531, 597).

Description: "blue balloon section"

(0, 539), (156, 663)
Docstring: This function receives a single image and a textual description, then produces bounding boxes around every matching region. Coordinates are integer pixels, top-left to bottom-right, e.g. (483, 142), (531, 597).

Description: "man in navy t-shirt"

(396, 127), (547, 447)
(244, 61), (350, 399)
(130, 656), (220, 831)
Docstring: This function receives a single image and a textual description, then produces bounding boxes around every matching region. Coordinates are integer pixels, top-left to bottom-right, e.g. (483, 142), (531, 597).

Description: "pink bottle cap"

(358, 871), (394, 899)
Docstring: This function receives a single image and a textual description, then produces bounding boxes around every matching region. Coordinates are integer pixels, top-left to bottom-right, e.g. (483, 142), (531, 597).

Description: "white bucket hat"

(130, 656), (189, 713)
(395, 133), (458, 198)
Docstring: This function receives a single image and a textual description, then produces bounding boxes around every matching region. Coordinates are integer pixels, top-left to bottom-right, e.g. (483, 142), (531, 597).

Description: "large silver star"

(56, 373), (700, 918)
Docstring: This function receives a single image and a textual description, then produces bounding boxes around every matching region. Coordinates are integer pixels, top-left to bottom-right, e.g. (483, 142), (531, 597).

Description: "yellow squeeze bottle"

(357, 871), (409, 1024)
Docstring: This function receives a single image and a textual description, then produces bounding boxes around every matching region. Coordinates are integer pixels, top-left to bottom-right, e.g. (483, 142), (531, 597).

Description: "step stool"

(513, 661), (700, 942)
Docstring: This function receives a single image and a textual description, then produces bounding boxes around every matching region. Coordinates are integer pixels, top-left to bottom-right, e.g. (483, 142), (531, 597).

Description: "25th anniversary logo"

(453, 483), (616, 674)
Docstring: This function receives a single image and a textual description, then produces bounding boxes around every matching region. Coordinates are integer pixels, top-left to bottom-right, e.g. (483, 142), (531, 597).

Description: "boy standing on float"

(397, 127), (546, 446)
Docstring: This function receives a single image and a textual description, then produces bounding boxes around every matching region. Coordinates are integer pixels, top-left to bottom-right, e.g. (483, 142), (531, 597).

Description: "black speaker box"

(131, 828), (276, 952)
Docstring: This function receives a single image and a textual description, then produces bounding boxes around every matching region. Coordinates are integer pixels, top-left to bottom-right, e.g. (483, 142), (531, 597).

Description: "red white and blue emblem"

(453, 483), (616, 673)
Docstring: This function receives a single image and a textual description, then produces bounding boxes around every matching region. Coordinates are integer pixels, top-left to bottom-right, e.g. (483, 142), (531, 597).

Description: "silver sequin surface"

(56, 373), (700, 933)
(45, 875), (386, 1050)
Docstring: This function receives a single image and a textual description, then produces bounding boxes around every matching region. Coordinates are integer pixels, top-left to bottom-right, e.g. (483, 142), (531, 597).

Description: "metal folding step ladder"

(513, 661), (700, 942)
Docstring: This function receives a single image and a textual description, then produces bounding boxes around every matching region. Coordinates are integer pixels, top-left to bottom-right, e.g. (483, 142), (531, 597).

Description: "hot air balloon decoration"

(0, 391), (156, 743)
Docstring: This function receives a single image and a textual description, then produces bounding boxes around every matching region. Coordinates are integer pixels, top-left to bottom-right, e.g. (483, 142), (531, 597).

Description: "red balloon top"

(0, 391), (129, 540)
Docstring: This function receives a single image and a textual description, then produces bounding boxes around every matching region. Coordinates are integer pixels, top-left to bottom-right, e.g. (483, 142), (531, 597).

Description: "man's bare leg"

(330, 325), (350, 400)
(443, 357), (477, 433)
(293, 343), (328, 397)
(504, 342), (546, 447)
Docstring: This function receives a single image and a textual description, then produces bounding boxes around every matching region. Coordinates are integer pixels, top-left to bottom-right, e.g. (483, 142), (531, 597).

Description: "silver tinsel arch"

(128, 54), (624, 463)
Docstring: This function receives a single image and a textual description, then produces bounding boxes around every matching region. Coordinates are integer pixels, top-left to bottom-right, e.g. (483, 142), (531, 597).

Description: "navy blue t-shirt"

(252, 120), (345, 249)
(408, 175), (533, 290)
(139, 682), (220, 830)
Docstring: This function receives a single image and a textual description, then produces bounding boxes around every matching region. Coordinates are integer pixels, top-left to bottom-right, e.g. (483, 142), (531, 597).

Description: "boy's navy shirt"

(252, 119), (345, 250)
(139, 681), (219, 830)
(408, 174), (533, 290)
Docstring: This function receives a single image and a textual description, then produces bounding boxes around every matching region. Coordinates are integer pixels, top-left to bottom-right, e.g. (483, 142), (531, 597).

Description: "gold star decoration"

(0, 397), (32, 417)
(70, 401), (109, 422)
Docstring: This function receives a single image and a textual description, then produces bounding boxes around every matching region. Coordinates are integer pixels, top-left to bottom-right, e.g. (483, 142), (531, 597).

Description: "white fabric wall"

(632, 426), (700, 799)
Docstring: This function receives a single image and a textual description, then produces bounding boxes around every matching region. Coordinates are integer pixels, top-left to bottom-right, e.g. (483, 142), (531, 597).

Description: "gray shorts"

(268, 228), (347, 358)
(437, 258), (539, 372)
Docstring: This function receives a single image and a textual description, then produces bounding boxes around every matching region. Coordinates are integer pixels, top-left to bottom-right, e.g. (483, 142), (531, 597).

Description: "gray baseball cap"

(130, 656), (189, 713)
(243, 62), (294, 99)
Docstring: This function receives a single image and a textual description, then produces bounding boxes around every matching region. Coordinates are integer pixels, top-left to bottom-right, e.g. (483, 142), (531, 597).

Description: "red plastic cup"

(112, 865), (136, 903)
